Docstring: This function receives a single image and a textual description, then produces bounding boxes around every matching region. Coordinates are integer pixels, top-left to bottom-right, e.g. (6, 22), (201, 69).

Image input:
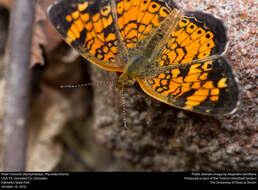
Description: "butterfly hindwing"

(138, 56), (239, 115)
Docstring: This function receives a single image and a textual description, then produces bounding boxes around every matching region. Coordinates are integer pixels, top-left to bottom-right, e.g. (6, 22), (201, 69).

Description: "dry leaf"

(0, 80), (5, 170)
(27, 85), (72, 171)
(39, 0), (64, 54)
(0, 80), (4, 120)
(0, 0), (63, 67)
(30, 0), (68, 67)
(0, 0), (12, 9)
(30, 3), (48, 67)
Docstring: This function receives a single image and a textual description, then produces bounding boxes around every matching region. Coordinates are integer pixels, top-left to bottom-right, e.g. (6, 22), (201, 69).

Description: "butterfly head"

(116, 73), (135, 90)
(116, 55), (146, 90)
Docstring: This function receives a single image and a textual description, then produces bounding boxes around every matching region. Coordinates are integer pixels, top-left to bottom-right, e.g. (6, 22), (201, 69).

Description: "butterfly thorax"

(116, 55), (146, 90)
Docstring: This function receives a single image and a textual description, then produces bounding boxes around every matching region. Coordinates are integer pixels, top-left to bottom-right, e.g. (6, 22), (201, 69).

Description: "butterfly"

(48, 0), (240, 115)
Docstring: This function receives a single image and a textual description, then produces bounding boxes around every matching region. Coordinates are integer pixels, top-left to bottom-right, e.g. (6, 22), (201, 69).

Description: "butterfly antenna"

(60, 80), (128, 129)
(120, 88), (128, 130)
(60, 80), (116, 88)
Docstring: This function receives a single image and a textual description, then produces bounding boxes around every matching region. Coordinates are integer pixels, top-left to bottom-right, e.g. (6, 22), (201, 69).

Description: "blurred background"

(0, 0), (257, 171)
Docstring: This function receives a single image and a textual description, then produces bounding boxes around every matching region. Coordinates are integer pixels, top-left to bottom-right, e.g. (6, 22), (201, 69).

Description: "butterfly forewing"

(48, 0), (178, 71)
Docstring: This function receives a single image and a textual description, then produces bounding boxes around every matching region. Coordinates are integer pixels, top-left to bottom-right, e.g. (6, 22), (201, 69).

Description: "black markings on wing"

(157, 11), (228, 68)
